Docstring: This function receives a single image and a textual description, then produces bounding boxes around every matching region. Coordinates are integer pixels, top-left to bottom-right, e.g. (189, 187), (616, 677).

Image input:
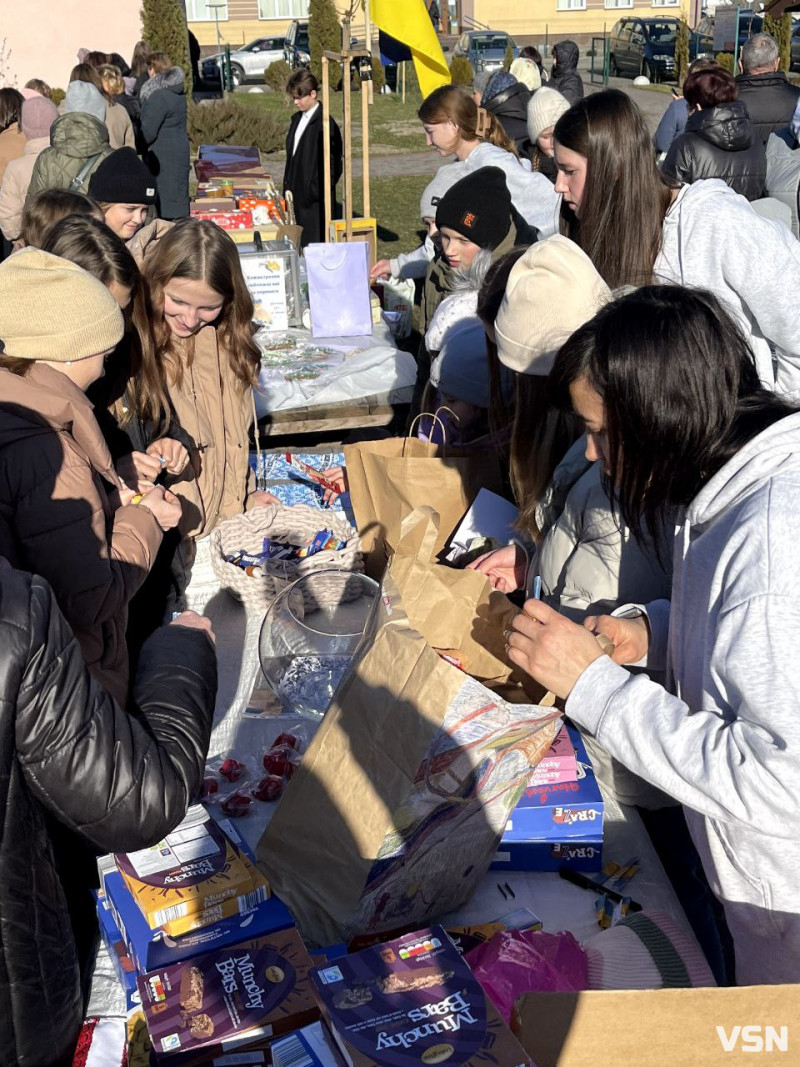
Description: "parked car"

(284, 20), (311, 69)
(201, 36), (286, 87)
(452, 30), (518, 74)
(609, 18), (712, 82)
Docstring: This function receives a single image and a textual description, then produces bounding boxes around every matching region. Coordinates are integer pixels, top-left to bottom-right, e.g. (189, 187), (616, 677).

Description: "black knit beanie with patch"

(435, 166), (511, 250)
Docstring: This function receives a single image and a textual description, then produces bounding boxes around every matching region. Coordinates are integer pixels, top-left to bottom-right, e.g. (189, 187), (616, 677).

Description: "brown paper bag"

(256, 513), (561, 947)
(343, 433), (504, 579)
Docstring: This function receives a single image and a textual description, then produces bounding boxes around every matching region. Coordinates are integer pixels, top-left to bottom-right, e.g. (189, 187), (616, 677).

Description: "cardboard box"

(310, 926), (532, 1066)
(114, 805), (266, 935)
(191, 210), (254, 231)
(491, 836), (604, 873)
(104, 865), (293, 974)
(500, 727), (604, 842)
(329, 218), (378, 268)
(190, 198), (237, 213)
(138, 927), (319, 1064)
(272, 1022), (345, 1066)
(95, 889), (140, 1012)
(512, 985), (800, 1067)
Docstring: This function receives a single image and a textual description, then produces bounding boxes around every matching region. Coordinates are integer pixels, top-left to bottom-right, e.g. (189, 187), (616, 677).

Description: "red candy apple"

(272, 732), (298, 750)
(253, 775), (284, 802)
(221, 792), (251, 817)
(219, 758), (246, 783)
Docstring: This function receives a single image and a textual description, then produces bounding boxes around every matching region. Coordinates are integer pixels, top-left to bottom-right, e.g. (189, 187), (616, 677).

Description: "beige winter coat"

(0, 136), (48, 241)
(105, 100), (135, 150)
(0, 123), (26, 183)
(129, 220), (256, 538)
(0, 363), (163, 703)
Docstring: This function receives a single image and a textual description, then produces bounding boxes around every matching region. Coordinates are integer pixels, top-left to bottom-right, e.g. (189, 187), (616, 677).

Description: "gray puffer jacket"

(26, 112), (112, 203)
(523, 437), (672, 618)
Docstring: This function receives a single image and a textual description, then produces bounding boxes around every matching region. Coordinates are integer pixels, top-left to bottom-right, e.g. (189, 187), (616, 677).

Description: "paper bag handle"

(405, 410), (452, 457)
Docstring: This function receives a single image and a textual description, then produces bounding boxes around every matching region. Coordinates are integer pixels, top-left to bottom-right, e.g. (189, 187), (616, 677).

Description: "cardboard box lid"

(513, 985), (800, 1066)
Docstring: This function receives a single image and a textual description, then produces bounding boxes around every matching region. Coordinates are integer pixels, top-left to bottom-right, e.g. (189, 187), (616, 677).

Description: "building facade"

(457, 0), (699, 39)
(187, 0), (311, 51)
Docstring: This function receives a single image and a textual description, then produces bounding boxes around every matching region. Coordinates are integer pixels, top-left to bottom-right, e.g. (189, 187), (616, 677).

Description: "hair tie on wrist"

(476, 106), (490, 138)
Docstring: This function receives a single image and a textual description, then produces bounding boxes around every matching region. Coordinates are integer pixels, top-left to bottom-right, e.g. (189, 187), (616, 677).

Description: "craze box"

(138, 927), (319, 1065)
(500, 726), (604, 841)
(103, 864), (294, 974)
(113, 805), (269, 937)
(491, 836), (604, 873)
(309, 926), (532, 1066)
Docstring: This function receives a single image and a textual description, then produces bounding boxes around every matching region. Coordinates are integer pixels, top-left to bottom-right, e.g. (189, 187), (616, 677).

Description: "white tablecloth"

(85, 545), (698, 1053)
(255, 322), (417, 416)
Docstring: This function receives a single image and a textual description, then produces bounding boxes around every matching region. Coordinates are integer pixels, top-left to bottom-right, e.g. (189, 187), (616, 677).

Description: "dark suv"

(284, 21), (310, 68)
(609, 17), (712, 82)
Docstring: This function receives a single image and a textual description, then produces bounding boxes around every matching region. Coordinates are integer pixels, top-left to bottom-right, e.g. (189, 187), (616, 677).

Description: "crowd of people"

(1, 26), (800, 1066)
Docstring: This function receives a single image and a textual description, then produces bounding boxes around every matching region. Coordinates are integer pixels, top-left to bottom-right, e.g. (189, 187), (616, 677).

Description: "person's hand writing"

(507, 599), (606, 699)
(147, 438), (190, 476)
(583, 613), (649, 665)
(169, 610), (216, 644)
(466, 544), (525, 593)
(137, 486), (182, 531)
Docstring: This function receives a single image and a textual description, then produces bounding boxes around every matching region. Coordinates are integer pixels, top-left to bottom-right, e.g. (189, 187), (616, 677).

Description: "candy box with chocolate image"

(115, 805), (264, 934)
(310, 926), (532, 1066)
(137, 927), (319, 1063)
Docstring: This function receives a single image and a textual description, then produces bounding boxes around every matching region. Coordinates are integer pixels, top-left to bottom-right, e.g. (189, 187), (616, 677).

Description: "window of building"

(187, 0), (228, 20)
(651, 0), (680, 6)
(605, 0), (633, 8)
(556, 0), (586, 10)
(258, 0), (309, 17)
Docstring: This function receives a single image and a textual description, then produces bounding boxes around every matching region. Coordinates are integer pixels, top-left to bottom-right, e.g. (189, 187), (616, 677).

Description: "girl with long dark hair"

(553, 89), (800, 395)
(508, 285), (800, 984)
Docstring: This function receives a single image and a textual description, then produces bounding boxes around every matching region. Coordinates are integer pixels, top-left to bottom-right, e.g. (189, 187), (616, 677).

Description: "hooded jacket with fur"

(550, 41), (584, 105)
(139, 66), (189, 218)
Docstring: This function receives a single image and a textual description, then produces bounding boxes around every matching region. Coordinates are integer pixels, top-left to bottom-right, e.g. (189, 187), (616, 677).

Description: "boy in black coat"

(283, 69), (343, 247)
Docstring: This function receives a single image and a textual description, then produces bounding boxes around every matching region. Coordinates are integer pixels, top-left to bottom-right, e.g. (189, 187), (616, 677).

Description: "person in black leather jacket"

(662, 65), (766, 202)
(0, 559), (216, 1067)
(481, 71), (533, 160)
(550, 40), (584, 106)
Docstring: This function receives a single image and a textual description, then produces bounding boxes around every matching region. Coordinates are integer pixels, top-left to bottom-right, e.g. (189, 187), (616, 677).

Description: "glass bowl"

(258, 569), (379, 721)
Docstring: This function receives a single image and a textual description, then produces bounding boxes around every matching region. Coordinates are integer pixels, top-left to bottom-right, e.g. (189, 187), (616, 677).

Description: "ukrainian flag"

(371, 0), (450, 100)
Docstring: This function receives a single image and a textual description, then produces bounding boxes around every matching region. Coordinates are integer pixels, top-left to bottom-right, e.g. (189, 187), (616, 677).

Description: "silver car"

(201, 36), (286, 87)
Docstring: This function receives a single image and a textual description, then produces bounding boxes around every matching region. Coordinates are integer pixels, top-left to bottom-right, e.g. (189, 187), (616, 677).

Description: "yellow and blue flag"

(371, 0), (450, 100)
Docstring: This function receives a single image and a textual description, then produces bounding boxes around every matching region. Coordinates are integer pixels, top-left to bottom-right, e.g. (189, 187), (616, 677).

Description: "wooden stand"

(321, 39), (372, 248)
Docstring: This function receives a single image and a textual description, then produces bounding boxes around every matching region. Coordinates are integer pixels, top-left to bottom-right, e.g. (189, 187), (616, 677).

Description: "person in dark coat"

(662, 65), (766, 202)
(283, 69), (343, 247)
(481, 70), (533, 160)
(550, 40), (584, 106)
(0, 559), (216, 1067)
(139, 52), (189, 219)
(736, 32), (800, 145)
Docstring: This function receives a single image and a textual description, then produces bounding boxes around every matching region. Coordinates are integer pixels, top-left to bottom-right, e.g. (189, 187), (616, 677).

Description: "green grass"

(351, 174), (430, 260)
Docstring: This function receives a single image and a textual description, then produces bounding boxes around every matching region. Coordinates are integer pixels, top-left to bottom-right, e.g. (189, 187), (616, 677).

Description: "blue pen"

(532, 575), (542, 600)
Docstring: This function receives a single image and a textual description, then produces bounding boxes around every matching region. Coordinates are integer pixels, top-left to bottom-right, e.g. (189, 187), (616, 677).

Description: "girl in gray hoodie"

(509, 285), (800, 985)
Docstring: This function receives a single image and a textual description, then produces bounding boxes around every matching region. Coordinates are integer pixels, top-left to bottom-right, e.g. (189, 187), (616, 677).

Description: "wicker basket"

(209, 503), (363, 611)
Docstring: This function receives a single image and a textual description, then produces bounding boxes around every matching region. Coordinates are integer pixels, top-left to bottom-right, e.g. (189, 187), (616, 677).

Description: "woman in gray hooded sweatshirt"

(509, 285), (800, 986)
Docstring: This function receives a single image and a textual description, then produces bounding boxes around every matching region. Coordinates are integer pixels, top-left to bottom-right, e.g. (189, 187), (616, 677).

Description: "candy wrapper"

(204, 730), (308, 814)
(465, 930), (589, 1022)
